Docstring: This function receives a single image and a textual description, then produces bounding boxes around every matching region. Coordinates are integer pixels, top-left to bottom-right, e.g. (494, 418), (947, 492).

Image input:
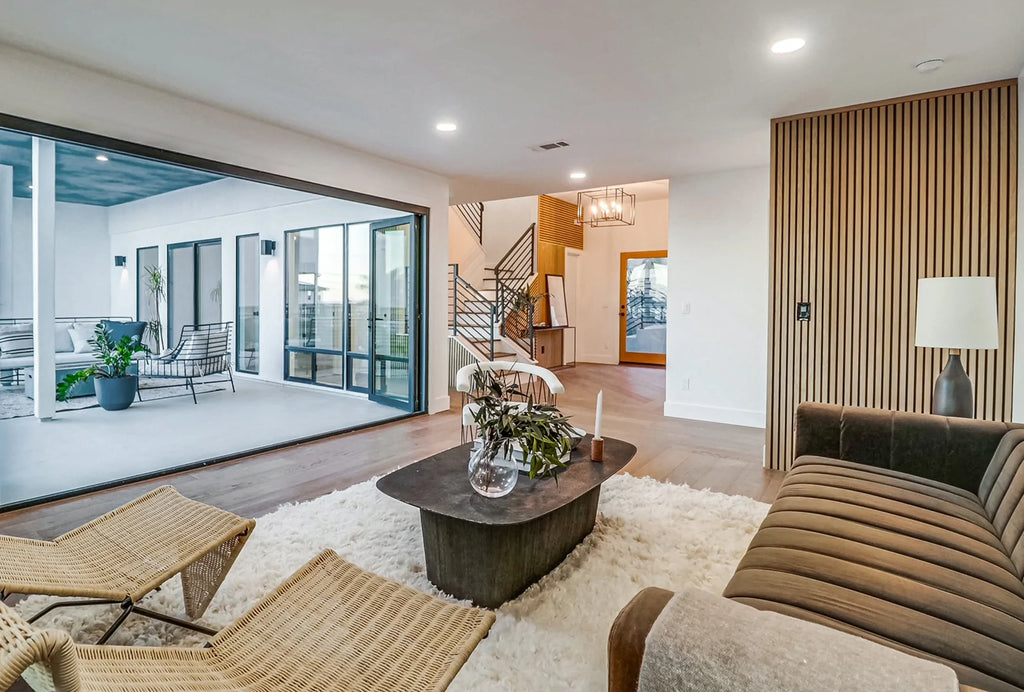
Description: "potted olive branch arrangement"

(467, 368), (577, 497)
(56, 324), (150, 411)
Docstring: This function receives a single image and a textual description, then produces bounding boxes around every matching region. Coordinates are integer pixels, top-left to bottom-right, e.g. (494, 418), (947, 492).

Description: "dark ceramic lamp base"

(932, 353), (974, 418)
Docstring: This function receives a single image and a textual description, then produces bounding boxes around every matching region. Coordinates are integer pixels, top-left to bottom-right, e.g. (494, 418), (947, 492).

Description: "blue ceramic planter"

(94, 375), (138, 411)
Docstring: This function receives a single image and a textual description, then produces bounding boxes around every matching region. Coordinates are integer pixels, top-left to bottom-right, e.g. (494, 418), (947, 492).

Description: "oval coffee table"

(376, 435), (636, 608)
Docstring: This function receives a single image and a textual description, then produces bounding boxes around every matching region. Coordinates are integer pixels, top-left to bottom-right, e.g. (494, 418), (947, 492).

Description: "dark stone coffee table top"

(376, 435), (635, 526)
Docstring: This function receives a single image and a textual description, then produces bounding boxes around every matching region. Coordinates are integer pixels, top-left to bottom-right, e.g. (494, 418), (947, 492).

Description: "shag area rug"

(0, 379), (223, 419)
(16, 474), (769, 691)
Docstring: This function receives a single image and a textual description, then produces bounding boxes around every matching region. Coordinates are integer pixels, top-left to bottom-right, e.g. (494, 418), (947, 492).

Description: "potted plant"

(467, 368), (577, 497)
(505, 286), (544, 337)
(143, 264), (166, 353)
(57, 324), (149, 410)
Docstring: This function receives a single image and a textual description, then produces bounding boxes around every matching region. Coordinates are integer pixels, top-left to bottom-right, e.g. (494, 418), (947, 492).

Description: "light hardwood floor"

(0, 364), (782, 539)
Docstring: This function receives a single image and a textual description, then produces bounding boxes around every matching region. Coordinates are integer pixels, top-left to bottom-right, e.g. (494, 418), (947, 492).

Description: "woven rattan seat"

(0, 550), (495, 692)
(0, 486), (255, 643)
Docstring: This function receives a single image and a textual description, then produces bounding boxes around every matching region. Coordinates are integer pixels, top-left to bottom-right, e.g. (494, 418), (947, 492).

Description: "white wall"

(1016, 64), (1024, 422)
(0, 166), (12, 316)
(575, 198), (669, 364)
(4, 198), (110, 318)
(481, 196), (538, 263)
(0, 43), (451, 413)
(664, 166), (769, 429)
(448, 209), (487, 288)
(109, 177), (409, 386)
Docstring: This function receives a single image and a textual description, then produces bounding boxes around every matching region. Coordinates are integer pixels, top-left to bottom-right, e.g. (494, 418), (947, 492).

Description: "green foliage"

(469, 367), (576, 480)
(143, 265), (166, 354)
(56, 324), (150, 402)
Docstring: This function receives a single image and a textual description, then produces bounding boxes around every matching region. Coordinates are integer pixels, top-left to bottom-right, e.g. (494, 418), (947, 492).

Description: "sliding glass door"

(168, 239), (222, 348)
(283, 216), (422, 411)
(369, 216), (418, 410)
(236, 234), (260, 373)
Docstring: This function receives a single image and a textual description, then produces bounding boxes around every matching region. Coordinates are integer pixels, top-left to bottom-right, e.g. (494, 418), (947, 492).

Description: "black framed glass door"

(167, 239), (222, 348)
(369, 216), (418, 410)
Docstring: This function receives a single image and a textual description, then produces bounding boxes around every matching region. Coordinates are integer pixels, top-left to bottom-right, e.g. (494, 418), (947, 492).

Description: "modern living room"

(0, 2), (1023, 692)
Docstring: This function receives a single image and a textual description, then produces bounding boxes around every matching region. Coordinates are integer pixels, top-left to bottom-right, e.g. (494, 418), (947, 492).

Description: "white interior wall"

(5, 198), (110, 318)
(664, 166), (770, 429)
(448, 208), (487, 288)
(0, 166), (12, 317)
(575, 198), (669, 364)
(0, 43), (451, 413)
(1015, 65), (1024, 422)
(480, 196), (538, 263)
(109, 177), (405, 385)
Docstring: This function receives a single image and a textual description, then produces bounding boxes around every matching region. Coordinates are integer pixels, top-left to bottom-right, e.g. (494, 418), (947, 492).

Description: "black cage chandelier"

(575, 187), (636, 227)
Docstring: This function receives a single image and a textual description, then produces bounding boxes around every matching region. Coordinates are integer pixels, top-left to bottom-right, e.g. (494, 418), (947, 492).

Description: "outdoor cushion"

(100, 320), (146, 345)
(54, 325), (75, 353)
(0, 325), (33, 358)
(68, 323), (96, 353)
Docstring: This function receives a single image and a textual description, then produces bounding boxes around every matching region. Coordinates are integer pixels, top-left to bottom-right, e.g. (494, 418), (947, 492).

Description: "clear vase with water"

(468, 438), (519, 498)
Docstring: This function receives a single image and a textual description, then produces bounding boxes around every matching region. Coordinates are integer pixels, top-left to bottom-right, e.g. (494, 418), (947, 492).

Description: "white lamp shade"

(915, 276), (999, 349)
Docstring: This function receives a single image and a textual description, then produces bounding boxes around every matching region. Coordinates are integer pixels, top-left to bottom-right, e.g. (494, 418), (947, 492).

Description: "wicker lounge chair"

(0, 550), (496, 692)
(0, 487), (254, 645)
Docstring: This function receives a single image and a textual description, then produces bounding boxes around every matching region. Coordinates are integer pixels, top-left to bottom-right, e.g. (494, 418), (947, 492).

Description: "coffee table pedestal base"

(420, 486), (601, 608)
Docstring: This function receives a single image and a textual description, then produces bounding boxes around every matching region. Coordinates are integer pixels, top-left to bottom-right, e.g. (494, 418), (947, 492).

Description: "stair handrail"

(455, 203), (484, 244)
(450, 263), (496, 361)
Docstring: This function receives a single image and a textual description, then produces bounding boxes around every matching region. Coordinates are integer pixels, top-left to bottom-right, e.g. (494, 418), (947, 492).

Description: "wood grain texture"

(538, 194), (583, 250)
(766, 80), (1018, 471)
(532, 240), (566, 325)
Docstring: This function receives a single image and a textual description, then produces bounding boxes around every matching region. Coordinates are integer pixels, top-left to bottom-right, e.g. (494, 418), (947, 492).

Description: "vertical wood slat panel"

(766, 80), (1018, 471)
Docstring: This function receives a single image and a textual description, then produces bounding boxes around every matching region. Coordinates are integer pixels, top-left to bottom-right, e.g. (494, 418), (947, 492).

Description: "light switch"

(681, 302), (691, 314)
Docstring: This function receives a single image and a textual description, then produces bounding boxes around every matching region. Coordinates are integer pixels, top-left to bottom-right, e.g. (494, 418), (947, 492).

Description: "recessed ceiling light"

(915, 58), (944, 73)
(95, 154), (109, 162)
(436, 122), (457, 132)
(771, 37), (806, 54)
(570, 171), (587, 180)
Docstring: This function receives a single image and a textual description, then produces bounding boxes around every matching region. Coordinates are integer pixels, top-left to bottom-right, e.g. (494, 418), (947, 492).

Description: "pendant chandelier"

(575, 187), (636, 227)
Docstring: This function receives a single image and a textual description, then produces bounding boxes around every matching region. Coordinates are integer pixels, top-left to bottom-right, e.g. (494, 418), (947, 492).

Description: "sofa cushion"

(100, 320), (146, 345)
(0, 326), (33, 358)
(68, 323), (96, 353)
(724, 454), (1024, 692)
(54, 325), (75, 353)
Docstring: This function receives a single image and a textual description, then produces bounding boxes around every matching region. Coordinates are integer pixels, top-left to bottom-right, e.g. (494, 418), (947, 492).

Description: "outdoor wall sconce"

(261, 240), (277, 256)
(114, 255), (127, 267)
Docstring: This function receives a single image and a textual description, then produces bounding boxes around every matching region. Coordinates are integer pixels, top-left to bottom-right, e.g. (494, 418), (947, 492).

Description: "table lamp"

(915, 276), (999, 418)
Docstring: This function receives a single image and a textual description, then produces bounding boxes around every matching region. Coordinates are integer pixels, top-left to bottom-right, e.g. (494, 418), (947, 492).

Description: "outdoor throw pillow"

(100, 320), (146, 345)
(68, 323), (97, 353)
(0, 325), (34, 358)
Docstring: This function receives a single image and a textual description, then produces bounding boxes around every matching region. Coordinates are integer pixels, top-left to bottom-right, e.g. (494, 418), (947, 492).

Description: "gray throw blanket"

(639, 588), (958, 691)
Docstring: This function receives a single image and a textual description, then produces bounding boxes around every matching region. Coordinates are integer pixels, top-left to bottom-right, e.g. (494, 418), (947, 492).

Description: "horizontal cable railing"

(450, 264), (497, 361)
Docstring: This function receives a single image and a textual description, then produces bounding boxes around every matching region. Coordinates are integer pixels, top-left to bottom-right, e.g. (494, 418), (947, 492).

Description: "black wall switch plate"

(797, 302), (811, 322)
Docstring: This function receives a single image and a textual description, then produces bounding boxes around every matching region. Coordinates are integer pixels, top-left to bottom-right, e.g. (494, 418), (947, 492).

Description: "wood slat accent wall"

(767, 79), (1018, 471)
(538, 194), (584, 249)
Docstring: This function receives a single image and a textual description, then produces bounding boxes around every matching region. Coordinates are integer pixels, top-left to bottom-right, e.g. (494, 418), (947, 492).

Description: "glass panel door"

(167, 239), (222, 348)
(136, 246), (160, 351)
(369, 217), (417, 410)
(236, 234), (260, 373)
(619, 251), (668, 365)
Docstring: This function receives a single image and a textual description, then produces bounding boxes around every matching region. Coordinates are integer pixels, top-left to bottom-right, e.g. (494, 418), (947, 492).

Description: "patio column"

(32, 137), (56, 420)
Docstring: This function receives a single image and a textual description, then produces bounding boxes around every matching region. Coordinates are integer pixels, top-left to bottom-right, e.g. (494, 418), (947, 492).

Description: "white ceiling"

(0, 1), (1021, 204)
(550, 180), (670, 205)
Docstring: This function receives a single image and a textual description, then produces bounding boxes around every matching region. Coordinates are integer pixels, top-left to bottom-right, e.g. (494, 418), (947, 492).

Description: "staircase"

(448, 221), (538, 371)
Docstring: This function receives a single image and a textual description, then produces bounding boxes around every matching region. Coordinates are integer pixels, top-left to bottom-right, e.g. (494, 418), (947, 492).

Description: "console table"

(376, 435), (635, 607)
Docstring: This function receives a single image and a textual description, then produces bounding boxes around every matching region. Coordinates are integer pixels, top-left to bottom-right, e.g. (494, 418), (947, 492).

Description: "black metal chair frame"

(140, 322), (236, 404)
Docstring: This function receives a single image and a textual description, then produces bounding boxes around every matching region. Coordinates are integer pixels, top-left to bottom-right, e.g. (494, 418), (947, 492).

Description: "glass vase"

(468, 439), (519, 498)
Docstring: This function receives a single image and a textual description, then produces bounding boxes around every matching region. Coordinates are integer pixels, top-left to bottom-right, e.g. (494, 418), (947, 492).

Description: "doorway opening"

(619, 250), (667, 365)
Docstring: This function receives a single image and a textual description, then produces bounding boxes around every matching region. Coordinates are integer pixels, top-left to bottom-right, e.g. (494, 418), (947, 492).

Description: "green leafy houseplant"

(56, 324), (150, 402)
(469, 368), (576, 479)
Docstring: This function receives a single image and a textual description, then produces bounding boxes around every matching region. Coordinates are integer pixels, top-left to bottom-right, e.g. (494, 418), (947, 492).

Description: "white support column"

(32, 137), (56, 420)
(0, 164), (12, 317)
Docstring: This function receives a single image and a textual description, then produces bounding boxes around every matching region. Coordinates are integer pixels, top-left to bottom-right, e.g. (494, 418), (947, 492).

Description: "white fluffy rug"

(17, 474), (769, 691)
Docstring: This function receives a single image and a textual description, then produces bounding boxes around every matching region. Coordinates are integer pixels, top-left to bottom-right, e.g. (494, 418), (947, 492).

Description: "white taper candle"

(594, 390), (604, 440)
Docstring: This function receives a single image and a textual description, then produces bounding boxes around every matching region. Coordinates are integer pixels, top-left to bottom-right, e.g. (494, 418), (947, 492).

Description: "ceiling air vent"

(531, 141), (570, 152)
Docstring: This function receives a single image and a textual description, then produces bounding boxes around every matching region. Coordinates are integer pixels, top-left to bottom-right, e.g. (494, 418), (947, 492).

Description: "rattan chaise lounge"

(0, 486), (254, 645)
(0, 549), (496, 692)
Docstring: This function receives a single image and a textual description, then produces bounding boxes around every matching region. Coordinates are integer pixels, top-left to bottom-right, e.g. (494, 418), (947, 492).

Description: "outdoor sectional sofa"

(609, 403), (1024, 692)
(0, 317), (145, 388)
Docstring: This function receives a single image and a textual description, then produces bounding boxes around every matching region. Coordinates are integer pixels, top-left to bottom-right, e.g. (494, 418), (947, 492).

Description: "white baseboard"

(663, 401), (766, 429)
(577, 353), (619, 365)
(429, 394), (451, 414)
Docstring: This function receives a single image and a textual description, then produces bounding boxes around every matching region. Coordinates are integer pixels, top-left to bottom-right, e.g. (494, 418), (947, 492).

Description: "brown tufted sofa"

(609, 403), (1024, 692)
